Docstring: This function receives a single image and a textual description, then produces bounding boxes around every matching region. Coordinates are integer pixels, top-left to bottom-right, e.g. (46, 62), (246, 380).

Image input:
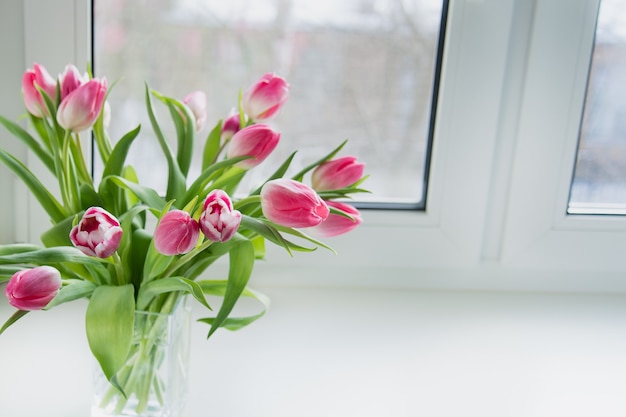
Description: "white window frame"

(4, 0), (626, 293)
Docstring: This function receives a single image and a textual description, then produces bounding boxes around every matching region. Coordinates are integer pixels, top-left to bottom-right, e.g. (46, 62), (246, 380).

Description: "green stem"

(111, 252), (125, 285)
(71, 132), (93, 184)
(163, 240), (214, 278)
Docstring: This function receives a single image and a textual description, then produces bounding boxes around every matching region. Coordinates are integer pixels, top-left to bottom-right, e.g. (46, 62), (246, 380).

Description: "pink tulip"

(154, 210), (200, 255)
(221, 112), (241, 141)
(22, 63), (57, 117)
(69, 207), (122, 258)
(311, 156), (365, 191)
(242, 73), (290, 121)
(200, 190), (241, 242)
(182, 90), (207, 132)
(199, 190), (242, 242)
(59, 64), (86, 101)
(57, 77), (107, 132)
(260, 179), (329, 228)
(5, 266), (62, 311)
(309, 201), (362, 237)
(226, 124), (280, 169)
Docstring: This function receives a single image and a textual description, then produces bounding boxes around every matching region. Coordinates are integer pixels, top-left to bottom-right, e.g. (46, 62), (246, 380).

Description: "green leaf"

(145, 85), (186, 201)
(0, 148), (67, 223)
(197, 280), (270, 331)
(0, 114), (55, 173)
(291, 139), (349, 182)
(45, 279), (96, 309)
(239, 215), (317, 255)
(137, 276), (211, 311)
(0, 243), (42, 256)
(206, 234), (255, 338)
(180, 156), (249, 206)
(249, 151), (298, 196)
(153, 93), (195, 177)
(251, 235), (266, 259)
(142, 244), (174, 282)
(116, 204), (152, 280)
(86, 285), (135, 382)
(272, 223), (337, 254)
(0, 246), (104, 266)
(202, 120), (222, 171)
(102, 176), (167, 212)
(40, 215), (75, 248)
(0, 266), (23, 281)
(101, 125), (141, 179)
(0, 310), (29, 336)
(79, 184), (105, 210)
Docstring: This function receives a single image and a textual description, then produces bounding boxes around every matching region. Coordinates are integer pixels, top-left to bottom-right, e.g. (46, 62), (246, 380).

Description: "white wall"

(0, 0), (26, 244)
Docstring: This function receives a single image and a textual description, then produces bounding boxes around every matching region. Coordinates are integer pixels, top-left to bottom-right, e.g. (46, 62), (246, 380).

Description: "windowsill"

(2, 284), (626, 416)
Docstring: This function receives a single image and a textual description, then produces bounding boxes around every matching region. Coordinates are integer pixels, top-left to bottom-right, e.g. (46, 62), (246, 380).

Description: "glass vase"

(91, 299), (191, 417)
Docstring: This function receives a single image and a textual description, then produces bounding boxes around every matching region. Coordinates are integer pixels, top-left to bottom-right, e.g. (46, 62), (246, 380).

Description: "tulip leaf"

(0, 266), (23, 284)
(249, 151), (298, 196)
(45, 279), (96, 309)
(202, 120), (222, 171)
(153, 93), (195, 177)
(316, 185), (371, 200)
(181, 156), (249, 206)
(0, 244), (42, 256)
(291, 139), (348, 182)
(0, 114), (55, 173)
(137, 276), (211, 311)
(145, 85), (186, 201)
(86, 285), (135, 385)
(0, 148), (67, 223)
(240, 215), (318, 254)
(101, 125), (141, 179)
(40, 215), (75, 248)
(0, 246), (104, 266)
(0, 310), (29, 336)
(117, 204), (152, 280)
(206, 234), (255, 338)
(197, 280), (270, 331)
(272, 223), (337, 254)
(80, 184), (105, 210)
(142, 244), (175, 283)
(103, 176), (166, 212)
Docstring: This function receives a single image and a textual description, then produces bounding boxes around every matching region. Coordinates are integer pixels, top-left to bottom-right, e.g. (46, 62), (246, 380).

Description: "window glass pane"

(569, 0), (626, 215)
(93, 0), (446, 207)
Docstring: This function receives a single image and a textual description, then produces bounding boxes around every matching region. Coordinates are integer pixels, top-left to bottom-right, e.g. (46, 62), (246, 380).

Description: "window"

(4, 0), (626, 290)
(568, 0), (626, 215)
(92, 0), (448, 208)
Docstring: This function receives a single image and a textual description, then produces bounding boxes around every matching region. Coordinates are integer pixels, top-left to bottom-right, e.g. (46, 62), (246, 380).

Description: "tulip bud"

(226, 124), (280, 169)
(154, 210), (200, 255)
(260, 179), (329, 228)
(311, 156), (365, 191)
(309, 201), (362, 237)
(5, 266), (62, 311)
(242, 73), (290, 121)
(69, 207), (122, 258)
(22, 63), (57, 117)
(57, 77), (107, 132)
(199, 190), (242, 242)
(182, 90), (207, 132)
(59, 64), (86, 101)
(221, 112), (241, 141)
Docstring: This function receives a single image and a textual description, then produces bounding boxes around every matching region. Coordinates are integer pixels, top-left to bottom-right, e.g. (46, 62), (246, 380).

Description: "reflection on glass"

(569, 0), (626, 215)
(93, 0), (446, 207)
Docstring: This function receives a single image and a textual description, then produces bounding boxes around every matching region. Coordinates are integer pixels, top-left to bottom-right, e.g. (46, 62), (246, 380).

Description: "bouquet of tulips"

(0, 63), (368, 412)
